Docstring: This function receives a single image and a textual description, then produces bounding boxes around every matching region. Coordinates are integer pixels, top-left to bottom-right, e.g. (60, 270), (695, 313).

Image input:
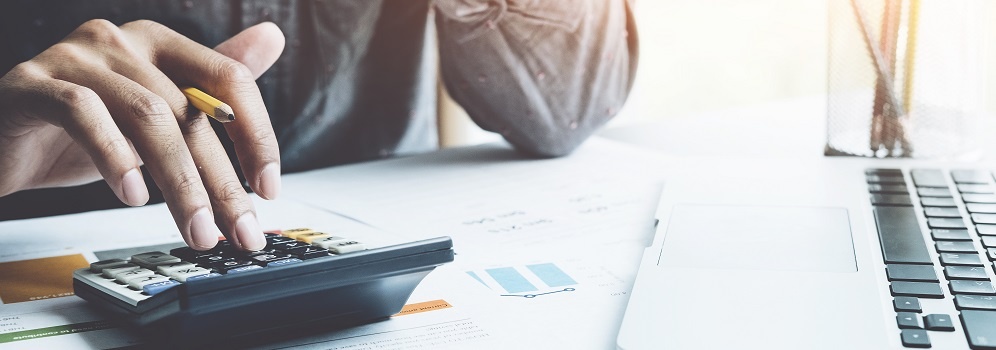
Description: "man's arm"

(434, 0), (638, 157)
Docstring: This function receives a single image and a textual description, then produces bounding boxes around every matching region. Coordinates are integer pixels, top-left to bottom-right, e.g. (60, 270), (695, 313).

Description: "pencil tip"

(227, 114), (235, 121)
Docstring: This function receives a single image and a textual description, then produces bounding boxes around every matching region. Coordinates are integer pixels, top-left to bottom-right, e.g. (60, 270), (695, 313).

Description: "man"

(0, 0), (638, 251)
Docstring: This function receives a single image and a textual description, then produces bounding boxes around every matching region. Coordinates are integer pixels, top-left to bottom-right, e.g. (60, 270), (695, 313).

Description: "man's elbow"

(506, 124), (591, 158)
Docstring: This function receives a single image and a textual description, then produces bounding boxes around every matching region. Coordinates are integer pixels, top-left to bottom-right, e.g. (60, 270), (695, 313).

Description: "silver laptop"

(617, 155), (996, 349)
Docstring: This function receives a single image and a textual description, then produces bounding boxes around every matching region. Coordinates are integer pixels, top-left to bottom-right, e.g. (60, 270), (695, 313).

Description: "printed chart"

(467, 263), (579, 298)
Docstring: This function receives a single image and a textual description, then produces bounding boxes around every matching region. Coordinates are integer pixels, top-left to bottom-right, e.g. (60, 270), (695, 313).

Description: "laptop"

(616, 155), (996, 349)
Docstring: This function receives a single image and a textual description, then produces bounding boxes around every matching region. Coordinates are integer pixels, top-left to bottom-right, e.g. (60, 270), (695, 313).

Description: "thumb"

(214, 22), (285, 79)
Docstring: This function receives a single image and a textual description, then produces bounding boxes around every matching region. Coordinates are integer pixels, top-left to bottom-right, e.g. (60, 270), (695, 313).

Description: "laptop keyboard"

(868, 169), (996, 349)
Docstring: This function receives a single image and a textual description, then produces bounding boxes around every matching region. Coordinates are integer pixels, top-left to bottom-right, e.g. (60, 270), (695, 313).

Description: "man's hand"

(0, 20), (285, 251)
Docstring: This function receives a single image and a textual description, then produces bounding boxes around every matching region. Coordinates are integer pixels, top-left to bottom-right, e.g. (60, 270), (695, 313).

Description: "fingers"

(105, 51), (265, 251)
(3, 62), (148, 206)
(49, 61), (229, 250)
(126, 20), (283, 202)
(214, 22), (286, 79)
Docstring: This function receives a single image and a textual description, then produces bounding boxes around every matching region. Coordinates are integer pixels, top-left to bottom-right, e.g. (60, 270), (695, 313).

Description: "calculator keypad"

(74, 228), (367, 305)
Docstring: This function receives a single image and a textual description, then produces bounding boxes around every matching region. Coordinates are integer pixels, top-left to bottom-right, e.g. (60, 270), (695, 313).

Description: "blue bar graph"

(466, 271), (488, 288)
(485, 267), (537, 293)
(526, 263), (577, 287)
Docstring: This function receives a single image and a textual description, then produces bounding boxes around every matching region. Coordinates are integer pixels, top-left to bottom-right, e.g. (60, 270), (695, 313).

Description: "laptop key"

(894, 297), (922, 312)
(921, 197), (957, 208)
(951, 170), (992, 184)
(955, 295), (996, 310)
(872, 194), (913, 206)
(946, 266), (992, 280)
(951, 280), (996, 295)
(897, 312), (922, 329)
(936, 241), (979, 253)
(964, 194), (996, 204)
(983, 236), (996, 248)
(900, 329), (931, 348)
(867, 168), (903, 176)
(869, 184), (909, 194)
(911, 169), (948, 188)
(867, 174), (906, 185)
(917, 187), (953, 198)
(972, 214), (996, 225)
(887, 264), (939, 282)
(923, 314), (955, 331)
(961, 310), (996, 349)
(891, 281), (945, 298)
(959, 184), (995, 194)
(924, 207), (963, 218)
(977, 225), (996, 236)
(968, 203), (996, 214)
(932, 229), (973, 241)
(927, 218), (967, 229)
(940, 253), (985, 266)
(873, 207), (933, 264)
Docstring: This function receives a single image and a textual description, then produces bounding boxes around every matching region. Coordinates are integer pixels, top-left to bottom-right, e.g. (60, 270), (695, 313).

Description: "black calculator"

(73, 228), (454, 346)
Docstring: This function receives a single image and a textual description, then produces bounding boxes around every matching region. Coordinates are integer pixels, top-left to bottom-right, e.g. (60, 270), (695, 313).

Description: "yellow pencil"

(181, 87), (235, 123)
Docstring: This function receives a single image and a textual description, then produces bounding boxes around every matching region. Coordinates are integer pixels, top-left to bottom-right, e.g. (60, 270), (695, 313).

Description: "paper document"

(0, 137), (668, 349)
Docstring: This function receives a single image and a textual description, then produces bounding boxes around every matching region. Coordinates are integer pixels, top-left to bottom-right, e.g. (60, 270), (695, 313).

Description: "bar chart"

(467, 263), (579, 298)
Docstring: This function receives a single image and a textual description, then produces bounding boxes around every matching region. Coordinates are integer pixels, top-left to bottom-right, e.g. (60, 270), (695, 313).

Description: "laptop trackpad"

(659, 205), (856, 272)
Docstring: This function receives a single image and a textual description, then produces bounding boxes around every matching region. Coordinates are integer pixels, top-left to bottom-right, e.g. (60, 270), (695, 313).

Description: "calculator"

(73, 228), (453, 346)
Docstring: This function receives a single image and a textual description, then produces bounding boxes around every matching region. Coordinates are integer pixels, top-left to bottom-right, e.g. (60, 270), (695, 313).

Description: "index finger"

(123, 21), (282, 201)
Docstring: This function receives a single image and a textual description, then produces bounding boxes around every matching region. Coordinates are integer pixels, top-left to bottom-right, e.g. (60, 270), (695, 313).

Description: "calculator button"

(130, 252), (181, 269)
(327, 241), (367, 254)
(168, 267), (213, 282)
(285, 246), (329, 260)
(156, 262), (197, 275)
(184, 272), (222, 282)
(265, 235), (296, 245)
(266, 258), (303, 267)
(311, 236), (351, 249)
(225, 265), (264, 274)
(103, 265), (140, 278)
(248, 253), (294, 265)
(169, 247), (218, 260)
(275, 241), (311, 250)
(193, 255), (231, 264)
(206, 259), (254, 272)
(115, 268), (155, 283)
(296, 232), (331, 243)
(127, 275), (171, 289)
(142, 280), (181, 296)
(281, 228), (315, 239)
(90, 259), (130, 273)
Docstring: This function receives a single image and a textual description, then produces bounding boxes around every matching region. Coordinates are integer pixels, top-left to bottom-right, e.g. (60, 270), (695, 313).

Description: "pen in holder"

(825, 0), (988, 159)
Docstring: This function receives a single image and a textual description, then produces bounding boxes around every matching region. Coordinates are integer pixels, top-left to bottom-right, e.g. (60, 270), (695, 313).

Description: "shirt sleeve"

(434, 0), (638, 157)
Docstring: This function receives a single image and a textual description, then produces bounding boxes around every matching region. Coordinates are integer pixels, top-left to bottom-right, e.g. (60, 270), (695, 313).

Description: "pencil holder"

(825, 0), (989, 159)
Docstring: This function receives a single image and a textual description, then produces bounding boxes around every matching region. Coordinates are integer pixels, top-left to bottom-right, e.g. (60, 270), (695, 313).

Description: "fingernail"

(258, 163), (281, 200)
(120, 168), (150, 206)
(189, 208), (221, 250)
(235, 212), (266, 251)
